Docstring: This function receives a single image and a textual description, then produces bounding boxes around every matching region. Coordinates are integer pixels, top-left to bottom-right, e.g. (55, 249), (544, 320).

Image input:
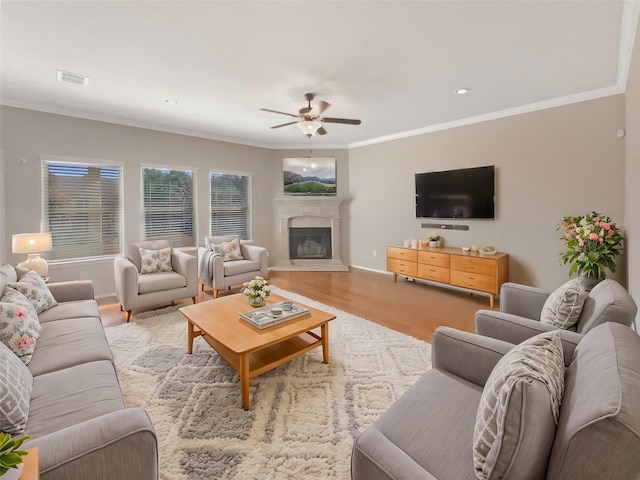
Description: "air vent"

(56, 70), (90, 87)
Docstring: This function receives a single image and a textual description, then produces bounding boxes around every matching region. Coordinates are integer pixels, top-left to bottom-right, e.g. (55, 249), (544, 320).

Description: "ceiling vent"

(57, 70), (90, 87)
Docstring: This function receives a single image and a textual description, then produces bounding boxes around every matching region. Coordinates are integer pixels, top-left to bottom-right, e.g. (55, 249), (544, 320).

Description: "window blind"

(210, 173), (250, 240)
(142, 168), (194, 247)
(42, 161), (123, 261)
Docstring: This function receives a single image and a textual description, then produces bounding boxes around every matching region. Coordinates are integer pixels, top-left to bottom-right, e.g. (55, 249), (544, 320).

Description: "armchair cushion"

(127, 240), (172, 273)
(540, 277), (587, 329)
(8, 270), (57, 314)
(204, 235), (238, 249)
(137, 271), (186, 294)
(139, 246), (173, 274)
(473, 330), (565, 480)
(207, 236), (244, 261)
(224, 260), (261, 277)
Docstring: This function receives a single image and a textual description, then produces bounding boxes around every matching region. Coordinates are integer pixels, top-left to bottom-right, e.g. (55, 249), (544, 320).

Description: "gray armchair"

(475, 279), (637, 347)
(198, 236), (268, 298)
(114, 240), (198, 322)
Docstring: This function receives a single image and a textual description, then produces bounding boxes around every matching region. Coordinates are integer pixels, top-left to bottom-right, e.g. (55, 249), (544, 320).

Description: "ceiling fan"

(261, 93), (361, 137)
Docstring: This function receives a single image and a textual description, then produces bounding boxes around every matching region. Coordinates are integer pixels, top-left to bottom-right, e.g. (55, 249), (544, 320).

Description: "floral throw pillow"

(139, 247), (173, 274)
(211, 237), (244, 262)
(8, 270), (57, 314)
(0, 287), (42, 365)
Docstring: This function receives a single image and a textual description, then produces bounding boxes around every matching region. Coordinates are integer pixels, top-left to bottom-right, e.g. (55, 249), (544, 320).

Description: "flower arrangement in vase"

(0, 433), (30, 479)
(242, 276), (271, 307)
(558, 212), (624, 282)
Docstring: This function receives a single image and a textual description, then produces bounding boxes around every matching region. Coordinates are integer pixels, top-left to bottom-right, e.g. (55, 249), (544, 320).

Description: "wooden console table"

(20, 448), (39, 480)
(387, 246), (509, 308)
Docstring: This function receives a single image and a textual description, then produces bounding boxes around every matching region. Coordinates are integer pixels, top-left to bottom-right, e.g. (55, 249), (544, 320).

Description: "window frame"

(209, 169), (252, 241)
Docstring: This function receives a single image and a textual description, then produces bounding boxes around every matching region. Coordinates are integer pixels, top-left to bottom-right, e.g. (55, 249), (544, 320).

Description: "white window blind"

(210, 173), (250, 240)
(42, 161), (123, 261)
(142, 168), (194, 247)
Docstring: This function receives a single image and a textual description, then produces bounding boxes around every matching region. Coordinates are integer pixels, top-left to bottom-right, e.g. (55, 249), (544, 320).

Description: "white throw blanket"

(198, 249), (222, 283)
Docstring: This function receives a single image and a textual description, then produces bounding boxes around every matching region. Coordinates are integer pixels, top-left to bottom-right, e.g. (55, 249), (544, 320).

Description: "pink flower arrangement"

(558, 212), (624, 278)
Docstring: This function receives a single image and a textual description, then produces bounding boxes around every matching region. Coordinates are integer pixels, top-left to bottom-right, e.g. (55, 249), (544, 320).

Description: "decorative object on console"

(558, 212), (624, 285)
(0, 432), (30, 479)
(11, 233), (53, 277)
(242, 276), (271, 307)
(427, 235), (442, 247)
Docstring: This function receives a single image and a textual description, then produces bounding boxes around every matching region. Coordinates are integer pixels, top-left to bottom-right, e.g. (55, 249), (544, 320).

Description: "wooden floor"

(99, 269), (497, 342)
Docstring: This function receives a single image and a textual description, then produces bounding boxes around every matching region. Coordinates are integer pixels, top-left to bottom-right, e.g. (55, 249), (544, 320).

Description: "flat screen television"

(415, 165), (495, 219)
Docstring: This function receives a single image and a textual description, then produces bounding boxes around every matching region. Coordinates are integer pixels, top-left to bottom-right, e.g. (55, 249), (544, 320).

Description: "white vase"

(3, 464), (23, 480)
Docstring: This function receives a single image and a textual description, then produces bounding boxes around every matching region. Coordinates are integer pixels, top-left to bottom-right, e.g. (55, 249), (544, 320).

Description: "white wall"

(625, 20), (640, 326)
(348, 95), (627, 291)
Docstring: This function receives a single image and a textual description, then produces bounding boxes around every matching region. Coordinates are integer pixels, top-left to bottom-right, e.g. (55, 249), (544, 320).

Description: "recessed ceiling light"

(164, 99), (179, 105)
(455, 88), (470, 95)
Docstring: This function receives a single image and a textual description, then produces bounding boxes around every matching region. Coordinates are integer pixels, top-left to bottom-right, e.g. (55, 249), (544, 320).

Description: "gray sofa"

(351, 322), (640, 479)
(0, 266), (158, 480)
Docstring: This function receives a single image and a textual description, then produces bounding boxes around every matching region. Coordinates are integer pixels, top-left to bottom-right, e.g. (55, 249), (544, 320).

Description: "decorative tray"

(239, 301), (310, 329)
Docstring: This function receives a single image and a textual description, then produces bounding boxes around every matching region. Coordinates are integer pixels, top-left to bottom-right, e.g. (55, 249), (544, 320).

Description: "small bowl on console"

(461, 246), (470, 252)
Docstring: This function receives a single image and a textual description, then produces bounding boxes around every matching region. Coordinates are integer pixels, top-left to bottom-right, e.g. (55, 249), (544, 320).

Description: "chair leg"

(214, 289), (219, 299)
(192, 296), (197, 304)
(126, 310), (132, 323)
(119, 304), (123, 312)
(201, 283), (204, 292)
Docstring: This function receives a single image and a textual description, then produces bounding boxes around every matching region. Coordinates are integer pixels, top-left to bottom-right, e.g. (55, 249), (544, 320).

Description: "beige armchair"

(198, 236), (268, 298)
(114, 240), (198, 322)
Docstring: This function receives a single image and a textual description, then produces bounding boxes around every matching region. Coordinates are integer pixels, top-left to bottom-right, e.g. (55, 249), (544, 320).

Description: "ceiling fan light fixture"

(297, 120), (322, 137)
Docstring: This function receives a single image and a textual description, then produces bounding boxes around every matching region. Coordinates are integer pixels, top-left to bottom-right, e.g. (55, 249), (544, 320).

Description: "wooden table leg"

(240, 353), (250, 410)
(489, 294), (495, 309)
(321, 323), (330, 364)
(187, 320), (195, 354)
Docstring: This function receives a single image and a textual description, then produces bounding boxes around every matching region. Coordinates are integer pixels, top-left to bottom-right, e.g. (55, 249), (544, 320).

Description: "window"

(210, 172), (250, 239)
(142, 167), (194, 247)
(42, 160), (123, 261)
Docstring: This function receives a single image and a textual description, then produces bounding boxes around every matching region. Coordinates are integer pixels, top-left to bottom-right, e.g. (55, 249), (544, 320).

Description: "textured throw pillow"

(211, 237), (244, 261)
(473, 330), (565, 480)
(0, 342), (33, 434)
(0, 287), (42, 365)
(8, 270), (57, 314)
(540, 278), (587, 329)
(139, 247), (173, 274)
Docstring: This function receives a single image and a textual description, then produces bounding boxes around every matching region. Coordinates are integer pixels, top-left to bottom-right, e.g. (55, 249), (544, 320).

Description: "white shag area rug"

(104, 288), (431, 480)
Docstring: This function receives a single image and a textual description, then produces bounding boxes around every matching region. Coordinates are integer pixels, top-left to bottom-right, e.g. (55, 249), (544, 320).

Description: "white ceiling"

(1, 1), (638, 149)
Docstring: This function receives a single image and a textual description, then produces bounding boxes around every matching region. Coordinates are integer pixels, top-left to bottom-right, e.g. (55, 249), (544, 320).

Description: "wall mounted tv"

(415, 165), (495, 219)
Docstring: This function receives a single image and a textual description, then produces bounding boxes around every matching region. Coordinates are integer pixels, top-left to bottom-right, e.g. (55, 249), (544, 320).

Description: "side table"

(20, 448), (39, 480)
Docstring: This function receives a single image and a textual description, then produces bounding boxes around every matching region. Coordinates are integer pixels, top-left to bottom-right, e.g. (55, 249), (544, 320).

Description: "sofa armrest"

(47, 281), (95, 302)
(432, 327), (514, 387)
(114, 257), (139, 311)
(25, 408), (157, 480)
(500, 282), (550, 318)
(475, 310), (582, 365)
(197, 247), (225, 288)
(241, 244), (269, 278)
(172, 250), (198, 296)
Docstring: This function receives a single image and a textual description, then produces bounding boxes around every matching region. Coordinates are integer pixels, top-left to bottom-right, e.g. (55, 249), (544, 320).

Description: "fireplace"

(289, 227), (332, 260)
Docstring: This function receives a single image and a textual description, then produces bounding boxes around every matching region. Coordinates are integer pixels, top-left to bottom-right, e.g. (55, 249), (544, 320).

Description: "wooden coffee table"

(179, 293), (336, 410)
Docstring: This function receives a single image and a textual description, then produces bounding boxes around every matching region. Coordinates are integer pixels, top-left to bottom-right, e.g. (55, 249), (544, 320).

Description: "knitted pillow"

(0, 287), (42, 365)
(9, 270), (57, 314)
(139, 247), (173, 274)
(540, 278), (587, 329)
(473, 330), (565, 480)
(0, 342), (33, 434)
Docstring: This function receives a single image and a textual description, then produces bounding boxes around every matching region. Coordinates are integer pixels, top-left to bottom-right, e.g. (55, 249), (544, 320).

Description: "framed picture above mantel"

(283, 157), (336, 196)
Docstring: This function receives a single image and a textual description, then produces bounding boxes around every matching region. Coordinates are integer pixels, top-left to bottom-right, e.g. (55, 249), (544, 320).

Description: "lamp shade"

(12, 232), (53, 254)
(297, 120), (322, 137)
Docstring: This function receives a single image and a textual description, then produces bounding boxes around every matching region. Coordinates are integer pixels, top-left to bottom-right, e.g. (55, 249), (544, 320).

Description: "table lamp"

(12, 232), (53, 277)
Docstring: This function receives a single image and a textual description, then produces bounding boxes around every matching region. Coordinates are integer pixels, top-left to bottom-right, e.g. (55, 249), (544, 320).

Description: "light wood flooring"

(99, 269), (497, 342)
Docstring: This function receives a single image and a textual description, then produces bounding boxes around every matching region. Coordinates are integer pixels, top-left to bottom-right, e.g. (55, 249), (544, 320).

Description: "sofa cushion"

(540, 278), (587, 329)
(576, 279), (638, 334)
(139, 246), (173, 274)
(128, 240), (172, 272)
(0, 287), (42, 365)
(473, 330), (565, 480)
(352, 369), (482, 479)
(204, 235), (237, 249)
(8, 270), (57, 314)
(0, 342), (32, 434)
(36, 299), (100, 323)
(224, 259), (261, 277)
(25, 360), (125, 439)
(27, 317), (114, 377)
(0, 264), (18, 288)
(547, 323), (640, 480)
(138, 271), (187, 294)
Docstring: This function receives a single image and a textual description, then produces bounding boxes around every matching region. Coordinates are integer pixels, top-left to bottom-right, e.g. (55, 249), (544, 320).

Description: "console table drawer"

(387, 258), (418, 277)
(450, 256), (495, 276)
(387, 247), (418, 262)
(450, 270), (496, 293)
(417, 264), (450, 283)
(418, 251), (450, 268)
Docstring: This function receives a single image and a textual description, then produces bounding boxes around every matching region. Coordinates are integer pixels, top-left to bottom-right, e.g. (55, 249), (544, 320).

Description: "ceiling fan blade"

(310, 101), (330, 116)
(321, 117), (361, 125)
(316, 127), (327, 135)
(260, 108), (300, 118)
(270, 121), (299, 129)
